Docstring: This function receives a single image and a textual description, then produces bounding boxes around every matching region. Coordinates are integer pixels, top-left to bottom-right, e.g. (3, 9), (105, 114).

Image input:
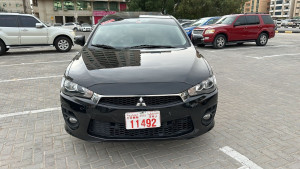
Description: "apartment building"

(0, 0), (31, 13)
(32, 0), (127, 25)
(292, 0), (300, 17)
(243, 0), (271, 13)
(269, 0), (296, 19)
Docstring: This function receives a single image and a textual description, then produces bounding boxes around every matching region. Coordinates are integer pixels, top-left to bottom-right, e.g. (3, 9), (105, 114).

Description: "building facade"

(269, 0), (296, 19)
(291, 0), (300, 17)
(243, 0), (271, 14)
(32, 0), (127, 25)
(0, 0), (31, 13)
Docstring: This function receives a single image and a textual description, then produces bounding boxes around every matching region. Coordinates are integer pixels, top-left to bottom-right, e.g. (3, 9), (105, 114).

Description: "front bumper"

(60, 90), (218, 141)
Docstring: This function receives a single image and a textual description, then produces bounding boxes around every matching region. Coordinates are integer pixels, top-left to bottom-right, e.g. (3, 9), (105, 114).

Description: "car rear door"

(230, 16), (247, 41)
(18, 15), (48, 45)
(245, 15), (261, 40)
(0, 15), (20, 45)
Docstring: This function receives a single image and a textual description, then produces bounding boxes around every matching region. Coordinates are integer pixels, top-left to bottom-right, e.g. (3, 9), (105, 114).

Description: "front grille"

(88, 117), (194, 139)
(193, 29), (204, 35)
(99, 96), (182, 107)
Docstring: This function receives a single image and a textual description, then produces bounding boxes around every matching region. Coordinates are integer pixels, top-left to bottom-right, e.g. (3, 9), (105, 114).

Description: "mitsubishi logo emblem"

(136, 97), (146, 107)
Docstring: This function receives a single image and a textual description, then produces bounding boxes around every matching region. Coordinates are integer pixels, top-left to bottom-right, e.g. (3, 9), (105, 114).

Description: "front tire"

(256, 33), (268, 46)
(213, 34), (226, 49)
(0, 41), (6, 56)
(54, 37), (72, 52)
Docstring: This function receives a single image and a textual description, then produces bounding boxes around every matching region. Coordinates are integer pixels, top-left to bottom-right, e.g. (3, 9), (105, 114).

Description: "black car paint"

(66, 47), (212, 95)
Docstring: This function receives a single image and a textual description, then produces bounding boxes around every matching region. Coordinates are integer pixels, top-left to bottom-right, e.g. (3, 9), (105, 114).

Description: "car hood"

(196, 24), (229, 29)
(66, 47), (212, 95)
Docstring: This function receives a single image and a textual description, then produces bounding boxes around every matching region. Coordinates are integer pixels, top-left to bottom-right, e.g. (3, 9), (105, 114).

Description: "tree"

(126, 0), (246, 19)
(175, 0), (246, 19)
(126, 0), (178, 15)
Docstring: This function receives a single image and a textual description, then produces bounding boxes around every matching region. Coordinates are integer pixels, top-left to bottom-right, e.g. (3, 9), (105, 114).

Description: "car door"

(245, 15), (261, 40)
(0, 15), (20, 45)
(18, 15), (48, 45)
(230, 16), (247, 41)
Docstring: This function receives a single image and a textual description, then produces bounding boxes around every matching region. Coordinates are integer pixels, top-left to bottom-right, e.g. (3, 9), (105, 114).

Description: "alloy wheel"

(260, 35), (267, 45)
(58, 39), (69, 51)
(217, 37), (225, 48)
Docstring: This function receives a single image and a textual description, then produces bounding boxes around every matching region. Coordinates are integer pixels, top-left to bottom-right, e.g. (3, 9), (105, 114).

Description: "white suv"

(0, 13), (75, 56)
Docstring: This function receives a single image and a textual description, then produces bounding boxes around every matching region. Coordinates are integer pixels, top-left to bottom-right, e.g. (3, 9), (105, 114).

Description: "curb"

(276, 30), (300, 33)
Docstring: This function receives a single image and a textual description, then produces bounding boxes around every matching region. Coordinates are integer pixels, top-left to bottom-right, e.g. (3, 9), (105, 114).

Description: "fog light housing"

(203, 113), (211, 120)
(69, 116), (78, 124)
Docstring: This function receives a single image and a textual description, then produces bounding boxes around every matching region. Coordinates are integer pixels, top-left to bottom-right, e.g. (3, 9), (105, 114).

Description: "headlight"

(187, 76), (217, 96)
(185, 29), (191, 33)
(61, 77), (93, 98)
(205, 29), (215, 34)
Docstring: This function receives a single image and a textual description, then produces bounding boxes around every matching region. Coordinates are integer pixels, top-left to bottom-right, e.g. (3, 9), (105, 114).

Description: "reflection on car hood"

(66, 47), (211, 95)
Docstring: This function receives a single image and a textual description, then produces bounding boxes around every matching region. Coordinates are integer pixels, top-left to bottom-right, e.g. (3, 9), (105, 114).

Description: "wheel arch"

(0, 38), (7, 46)
(259, 31), (269, 38)
(53, 35), (73, 46)
(214, 32), (228, 41)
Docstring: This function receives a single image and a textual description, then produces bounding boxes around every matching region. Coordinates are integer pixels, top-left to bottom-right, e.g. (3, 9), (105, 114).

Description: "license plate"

(125, 111), (161, 130)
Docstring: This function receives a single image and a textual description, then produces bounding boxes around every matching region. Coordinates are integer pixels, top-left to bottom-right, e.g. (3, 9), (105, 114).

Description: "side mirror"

(36, 23), (44, 28)
(234, 22), (241, 27)
(74, 35), (85, 46)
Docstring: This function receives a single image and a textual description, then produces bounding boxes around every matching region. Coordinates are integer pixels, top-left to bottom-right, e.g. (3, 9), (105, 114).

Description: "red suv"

(191, 14), (276, 49)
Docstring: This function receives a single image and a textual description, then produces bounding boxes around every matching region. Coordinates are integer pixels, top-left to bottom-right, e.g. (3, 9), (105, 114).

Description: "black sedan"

(60, 14), (218, 141)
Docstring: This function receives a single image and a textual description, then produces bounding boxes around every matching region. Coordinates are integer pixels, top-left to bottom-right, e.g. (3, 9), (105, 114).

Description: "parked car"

(0, 13), (75, 56)
(184, 17), (220, 38)
(191, 14), (276, 48)
(61, 14), (218, 141)
(281, 19), (298, 28)
(63, 22), (81, 31)
(54, 23), (62, 27)
(80, 23), (92, 32)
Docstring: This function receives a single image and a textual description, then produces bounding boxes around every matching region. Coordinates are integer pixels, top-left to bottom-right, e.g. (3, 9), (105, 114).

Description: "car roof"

(0, 13), (34, 17)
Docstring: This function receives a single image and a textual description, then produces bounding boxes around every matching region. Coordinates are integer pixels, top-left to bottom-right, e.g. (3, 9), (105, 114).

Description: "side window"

(246, 15), (260, 25)
(261, 15), (274, 24)
(0, 15), (18, 27)
(19, 16), (40, 28)
(206, 18), (219, 25)
(235, 16), (247, 26)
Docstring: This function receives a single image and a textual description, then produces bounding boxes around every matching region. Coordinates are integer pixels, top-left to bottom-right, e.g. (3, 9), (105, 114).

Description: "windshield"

(216, 16), (237, 25)
(90, 19), (189, 49)
(191, 18), (210, 26)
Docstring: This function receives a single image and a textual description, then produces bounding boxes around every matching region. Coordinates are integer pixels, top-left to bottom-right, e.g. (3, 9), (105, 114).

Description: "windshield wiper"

(125, 45), (176, 49)
(91, 44), (116, 49)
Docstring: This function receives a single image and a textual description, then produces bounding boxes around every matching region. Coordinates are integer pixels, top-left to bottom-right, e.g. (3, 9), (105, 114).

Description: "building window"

(77, 1), (88, 10)
(109, 2), (118, 11)
(64, 1), (75, 10)
(275, 12), (282, 15)
(54, 0), (62, 10)
(32, 0), (38, 7)
(93, 1), (108, 11)
(275, 6), (282, 10)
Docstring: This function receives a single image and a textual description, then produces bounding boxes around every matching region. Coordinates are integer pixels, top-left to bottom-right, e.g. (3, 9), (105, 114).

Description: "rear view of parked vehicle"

(63, 22), (81, 31)
(0, 13), (75, 56)
(80, 23), (92, 32)
(192, 14), (275, 49)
